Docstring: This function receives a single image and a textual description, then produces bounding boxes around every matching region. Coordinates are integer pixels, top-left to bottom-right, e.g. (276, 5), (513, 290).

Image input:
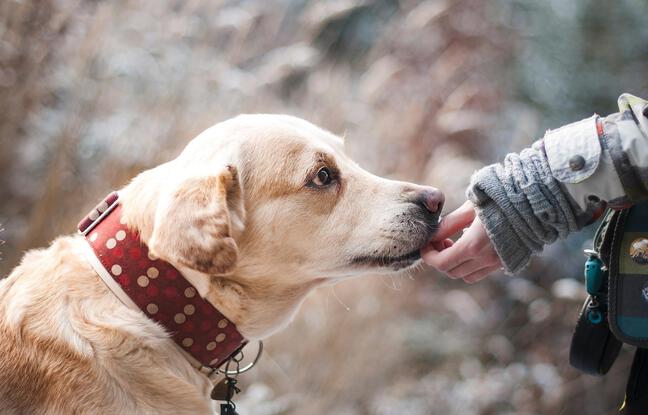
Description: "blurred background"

(2, 0), (648, 413)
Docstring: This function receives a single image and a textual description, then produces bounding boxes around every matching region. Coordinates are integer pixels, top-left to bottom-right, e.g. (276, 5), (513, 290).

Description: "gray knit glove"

(466, 141), (581, 273)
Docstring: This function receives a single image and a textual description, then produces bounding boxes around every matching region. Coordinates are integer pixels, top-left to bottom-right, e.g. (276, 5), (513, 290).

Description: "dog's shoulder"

(0, 235), (214, 414)
(0, 236), (107, 412)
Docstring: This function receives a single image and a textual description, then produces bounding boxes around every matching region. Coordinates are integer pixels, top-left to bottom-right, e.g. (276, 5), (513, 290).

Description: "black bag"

(608, 203), (648, 346)
(570, 202), (648, 414)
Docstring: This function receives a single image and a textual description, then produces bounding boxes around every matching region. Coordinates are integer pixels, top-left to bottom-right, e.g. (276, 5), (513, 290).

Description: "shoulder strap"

(569, 208), (623, 375)
(595, 208), (620, 266)
(620, 348), (648, 414)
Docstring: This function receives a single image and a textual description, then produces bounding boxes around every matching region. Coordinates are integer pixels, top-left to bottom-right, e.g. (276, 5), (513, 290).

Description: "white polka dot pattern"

(146, 303), (159, 314)
(115, 230), (126, 241)
(111, 264), (122, 276)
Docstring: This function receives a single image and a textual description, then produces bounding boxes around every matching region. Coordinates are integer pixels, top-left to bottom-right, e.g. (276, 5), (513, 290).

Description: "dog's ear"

(148, 166), (244, 275)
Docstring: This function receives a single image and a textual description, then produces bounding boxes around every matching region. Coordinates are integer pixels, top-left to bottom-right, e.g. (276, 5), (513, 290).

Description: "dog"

(0, 114), (443, 414)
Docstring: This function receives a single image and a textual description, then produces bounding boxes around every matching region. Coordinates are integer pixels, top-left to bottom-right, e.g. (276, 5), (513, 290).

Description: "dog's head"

(121, 114), (443, 335)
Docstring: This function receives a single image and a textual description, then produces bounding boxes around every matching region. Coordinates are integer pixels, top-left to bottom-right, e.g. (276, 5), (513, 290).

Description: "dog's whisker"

(330, 286), (351, 311)
(391, 275), (402, 291)
(0, 225), (4, 262)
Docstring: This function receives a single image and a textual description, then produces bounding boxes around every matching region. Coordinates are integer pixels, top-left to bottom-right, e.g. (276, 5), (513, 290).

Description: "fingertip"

(428, 239), (453, 252)
(462, 275), (479, 284)
(431, 241), (445, 251)
(433, 204), (476, 240)
(446, 272), (462, 280)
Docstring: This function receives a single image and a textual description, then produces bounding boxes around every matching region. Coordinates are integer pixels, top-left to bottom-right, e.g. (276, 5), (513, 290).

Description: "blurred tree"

(494, 0), (648, 129)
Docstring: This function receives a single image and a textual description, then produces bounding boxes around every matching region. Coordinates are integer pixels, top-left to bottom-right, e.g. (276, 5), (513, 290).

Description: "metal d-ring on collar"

(218, 341), (264, 376)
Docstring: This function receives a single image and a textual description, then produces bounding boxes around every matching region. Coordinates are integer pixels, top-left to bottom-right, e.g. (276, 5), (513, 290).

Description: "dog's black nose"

(417, 187), (445, 215)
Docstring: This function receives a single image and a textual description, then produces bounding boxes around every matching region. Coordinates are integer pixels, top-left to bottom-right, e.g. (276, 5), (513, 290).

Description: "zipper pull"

(583, 249), (604, 295)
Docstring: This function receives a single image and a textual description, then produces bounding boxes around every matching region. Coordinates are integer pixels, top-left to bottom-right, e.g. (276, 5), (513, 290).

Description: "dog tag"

(220, 403), (238, 415)
(211, 378), (234, 401)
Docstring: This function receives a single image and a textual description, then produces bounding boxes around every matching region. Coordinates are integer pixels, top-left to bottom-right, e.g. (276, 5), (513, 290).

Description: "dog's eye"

(312, 167), (332, 187)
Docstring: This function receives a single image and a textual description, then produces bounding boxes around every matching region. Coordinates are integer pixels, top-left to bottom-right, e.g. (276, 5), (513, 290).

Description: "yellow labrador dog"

(0, 115), (443, 414)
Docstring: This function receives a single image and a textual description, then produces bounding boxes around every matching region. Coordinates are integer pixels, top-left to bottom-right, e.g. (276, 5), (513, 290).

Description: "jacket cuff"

(542, 114), (628, 212)
(473, 198), (532, 274)
(544, 115), (601, 184)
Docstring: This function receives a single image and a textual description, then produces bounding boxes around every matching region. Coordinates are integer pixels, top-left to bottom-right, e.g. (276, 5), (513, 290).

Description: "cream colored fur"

(0, 115), (441, 414)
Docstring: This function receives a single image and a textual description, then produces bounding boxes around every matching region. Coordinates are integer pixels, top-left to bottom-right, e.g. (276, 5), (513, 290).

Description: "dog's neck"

(154, 257), (322, 341)
(204, 272), (324, 339)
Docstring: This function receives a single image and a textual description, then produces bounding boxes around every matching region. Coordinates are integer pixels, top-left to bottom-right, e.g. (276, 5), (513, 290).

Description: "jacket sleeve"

(467, 94), (648, 274)
(545, 93), (648, 211)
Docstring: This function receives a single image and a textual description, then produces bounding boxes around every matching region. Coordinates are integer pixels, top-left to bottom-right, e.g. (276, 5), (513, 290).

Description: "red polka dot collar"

(78, 192), (246, 374)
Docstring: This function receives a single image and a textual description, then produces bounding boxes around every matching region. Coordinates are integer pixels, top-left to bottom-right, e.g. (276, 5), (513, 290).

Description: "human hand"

(421, 201), (502, 283)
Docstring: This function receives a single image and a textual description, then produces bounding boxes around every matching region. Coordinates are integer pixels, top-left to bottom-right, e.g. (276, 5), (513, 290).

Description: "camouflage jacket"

(546, 94), (648, 217)
(468, 94), (648, 273)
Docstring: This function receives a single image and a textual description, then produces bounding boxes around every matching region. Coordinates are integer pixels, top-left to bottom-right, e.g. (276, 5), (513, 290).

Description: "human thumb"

(430, 200), (476, 241)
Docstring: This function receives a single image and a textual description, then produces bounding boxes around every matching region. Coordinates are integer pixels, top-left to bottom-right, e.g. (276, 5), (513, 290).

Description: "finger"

(447, 258), (497, 279)
(422, 238), (454, 254)
(430, 201), (476, 241)
(462, 265), (501, 284)
(421, 243), (471, 272)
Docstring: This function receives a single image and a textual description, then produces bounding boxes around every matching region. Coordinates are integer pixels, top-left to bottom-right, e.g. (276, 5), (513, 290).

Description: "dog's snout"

(416, 188), (444, 215)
